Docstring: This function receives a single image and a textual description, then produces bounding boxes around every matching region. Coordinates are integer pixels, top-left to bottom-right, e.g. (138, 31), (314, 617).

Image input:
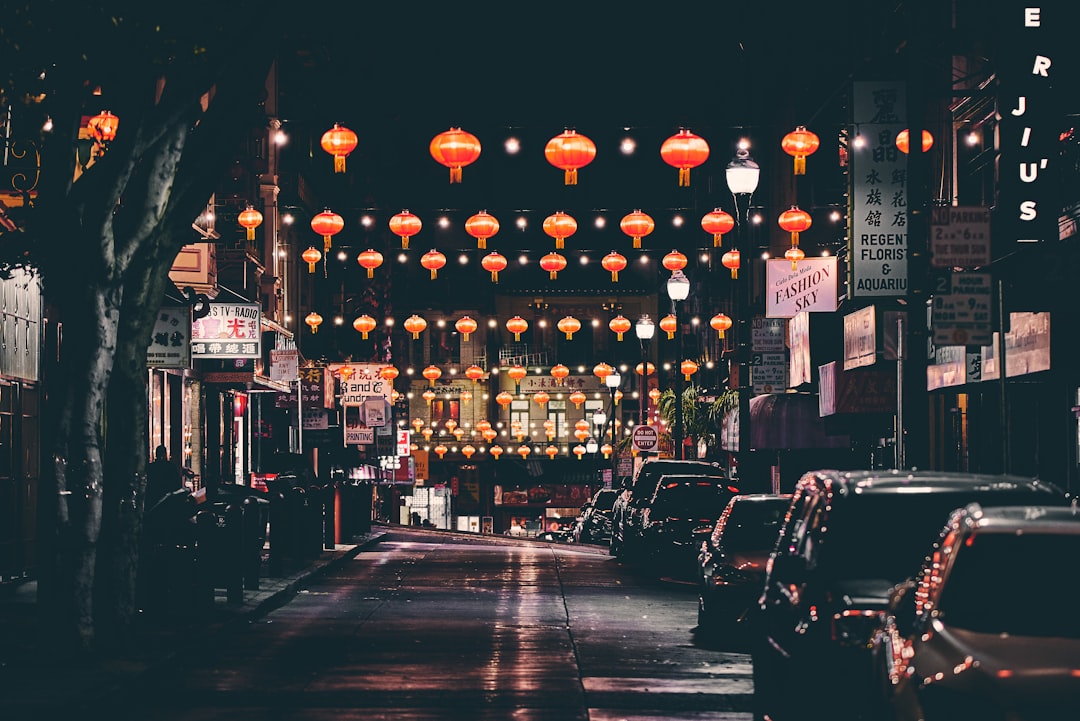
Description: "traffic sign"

(632, 425), (659, 452)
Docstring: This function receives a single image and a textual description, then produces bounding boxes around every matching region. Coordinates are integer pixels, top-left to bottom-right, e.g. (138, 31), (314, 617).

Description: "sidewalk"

(0, 527), (389, 719)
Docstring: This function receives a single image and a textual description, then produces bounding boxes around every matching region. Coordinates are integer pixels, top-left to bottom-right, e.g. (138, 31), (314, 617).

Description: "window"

(431, 400), (460, 423)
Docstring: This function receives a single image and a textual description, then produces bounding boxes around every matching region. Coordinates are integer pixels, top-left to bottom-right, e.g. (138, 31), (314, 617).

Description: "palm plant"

(656, 385), (739, 458)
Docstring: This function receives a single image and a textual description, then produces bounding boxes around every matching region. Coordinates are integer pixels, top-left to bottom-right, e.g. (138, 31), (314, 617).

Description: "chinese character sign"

(851, 81), (909, 297)
(191, 303), (261, 358)
(147, 305), (191, 369)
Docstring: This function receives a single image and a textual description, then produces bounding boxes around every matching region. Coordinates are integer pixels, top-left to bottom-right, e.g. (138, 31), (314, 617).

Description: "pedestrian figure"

(146, 445), (184, 509)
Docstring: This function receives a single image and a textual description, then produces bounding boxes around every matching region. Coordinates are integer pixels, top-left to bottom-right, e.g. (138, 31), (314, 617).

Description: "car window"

(652, 482), (731, 518)
(594, 491), (617, 511)
(721, 501), (789, 549)
(632, 462), (723, 500)
(936, 532), (1080, 637)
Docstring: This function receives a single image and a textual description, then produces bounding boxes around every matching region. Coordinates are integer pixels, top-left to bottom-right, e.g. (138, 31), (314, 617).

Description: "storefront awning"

(722, 392), (850, 452)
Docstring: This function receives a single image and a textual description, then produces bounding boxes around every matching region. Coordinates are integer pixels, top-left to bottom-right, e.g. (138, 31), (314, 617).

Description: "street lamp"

(666, 270), (690, 459)
(726, 142), (760, 475)
(604, 370), (622, 464)
(635, 314), (655, 428)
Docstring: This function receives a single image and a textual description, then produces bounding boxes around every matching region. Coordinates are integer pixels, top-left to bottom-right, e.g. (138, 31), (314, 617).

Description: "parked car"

(638, 475), (742, 577)
(572, 488), (619, 544)
(869, 503), (1080, 721)
(695, 493), (791, 639)
(749, 469), (1072, 721)
(610, 458), (725, 561)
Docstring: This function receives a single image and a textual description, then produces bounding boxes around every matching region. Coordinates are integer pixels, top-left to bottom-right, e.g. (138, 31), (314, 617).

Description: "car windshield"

(818, 490), (1067, 584)
(632, 463), (724, 500)
(594, 491), (617, 511)
(721, 501), (789, 549)
(937, 532), (1080, 638)
(653, 483), (730, 519)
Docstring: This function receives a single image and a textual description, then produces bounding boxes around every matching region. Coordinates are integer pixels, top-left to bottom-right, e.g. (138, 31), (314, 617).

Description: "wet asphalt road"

(113, 529), (754, 720)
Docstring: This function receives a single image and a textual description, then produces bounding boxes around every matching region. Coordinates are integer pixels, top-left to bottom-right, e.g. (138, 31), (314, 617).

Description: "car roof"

(955, 503), (1080, 534)
(729, 493), (792, 503)
(797, 468), (1067, 498)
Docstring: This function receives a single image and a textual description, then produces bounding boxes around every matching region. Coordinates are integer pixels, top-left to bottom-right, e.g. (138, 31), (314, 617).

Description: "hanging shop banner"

(332, 363), (393, 405)
(190, 302), (261, 359)
(843, 305), (876, 370)
(930, 206), (991, 268)
(788, 311), (811, 387)
(343, 404), (375, 445)
(994, 3), (1062, 247)
(270, 349), (299, 382)
(396, 429), (411, 456)
(147, 305), (191, 369)
(850, 80), (909, 297)
(765, 257), (839, 317)
(926, 345), (967, 391)
(364, 397), (387, 427)
(515, 375), (604, 393)
(980, 312), (1051, 381)
(300, 367), (329, 429)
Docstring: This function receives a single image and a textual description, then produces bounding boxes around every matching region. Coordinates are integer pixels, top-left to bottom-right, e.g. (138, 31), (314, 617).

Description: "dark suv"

(609, 458), (725, 561)
(749, 469), (1072, 721)
(638, 474), (741, 577)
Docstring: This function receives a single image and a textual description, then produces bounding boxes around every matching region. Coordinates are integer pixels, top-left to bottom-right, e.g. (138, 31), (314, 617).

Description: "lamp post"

(604, 370), (622, 475)
(725, 143), (760, 475)
(635, 314), (655, 428)
(666, 270), (690, 459)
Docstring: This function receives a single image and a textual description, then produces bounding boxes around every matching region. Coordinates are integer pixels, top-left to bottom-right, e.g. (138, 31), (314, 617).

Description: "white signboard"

(270, 349), (298, 382)
(980, 312), (1051, 380)
(396, 429), (411, 457)
(930, 206), (991, 268)
(191, 302), (261, 358)
(765, 257), (839, 318)
(851, 81), (909, 297)
(344, 405), (375, 445)
(932, 272), (992, 347)
(147, 305), (191, 369)
(334, 363), (393, 404)
(752, 352), (788, 395)
(843, 306), (877, 370)
(364, 397), (386, 427)
(751, 317), (786, 352)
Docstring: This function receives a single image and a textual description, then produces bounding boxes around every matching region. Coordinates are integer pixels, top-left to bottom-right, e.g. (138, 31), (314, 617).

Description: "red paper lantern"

(543, 211), (577, 249)
(412, 417), (425, 432)
(533, 391), (550, 406)
(896, 128), (934, 154)
(680, 360), (699, 381)
(465, 365), (485, 383)
(421, 250), (446, 279)
(785, 246), (806, 270)
(660, 129), (710, 186)
(465, 210), (500, 249)
(544, 128), (597, 185)
(506, 316), (529, 342)
(620, 210), (654, 249)
(496, 391), (514, 408)
(320, 123), (358, 173)
(602, 251), (627, 282)
(701, 208), (735, 248)
(305, 312), (323, 334)
(477, 420), (492, 433)
(557, 316), (581, 340)
(429, 127), (481, 183)
(636, 362), (655, 376)
(380, 366), (400, 382)
(434, 444), (448, 459)
(518, 445), (532, 460)
(722, 249), (741, 279)
(573, 445), (586, 460)
(609, 315), (632, 341)
(782, 125), (821, 175)
(461, 445), (476, 460)
(778, 206), (813, 246)
(659, 314), (678, 340)
(551, 364), (570, 385)
(357, 249), (384, 278)
(455, 316), (478, 341)
(301, 246), (322, 273)
(237, 204), (263, 242)
(540, 252), (567, 280)
(662, 250), (688, 272)
(422, 365), (442, 386)
(352, 314), (377, 339)
(569, 390), (587, 408)
(89, 110), (119, 143)
(403, 314), (427, 339)
(311, 209), (345, 252)
(600, 443), (613, 459)
(481, 252), (508, 283)
(710, 313), (732, 339)
(592, 362), (614, 381)
(389, 210), (422, 249)
(490, 446), (504, 460)
(507, 365), (527, 388)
